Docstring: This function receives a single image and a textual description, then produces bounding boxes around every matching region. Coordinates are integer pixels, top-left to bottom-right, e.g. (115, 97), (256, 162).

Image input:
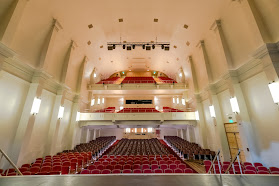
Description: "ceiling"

(1, 0), (227, 79)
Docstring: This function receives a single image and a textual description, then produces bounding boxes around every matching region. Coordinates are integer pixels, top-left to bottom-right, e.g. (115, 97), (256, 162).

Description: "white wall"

(100, 128), (124, 140)
(241, 72), (279, 167)
(0, 71), (29, 168)
(159, 128), (177, 139)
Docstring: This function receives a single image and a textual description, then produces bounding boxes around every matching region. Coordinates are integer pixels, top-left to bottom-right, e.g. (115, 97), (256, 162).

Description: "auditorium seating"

(158, 77), (177, 83)
(163, 107), (184, 112)
(121, 77), (156, 84)
(203, 160), (279, 175)
(97, 77), (120, 84)
(164, 136), (216, 161)
(1, 137), (116, 176)
(117, 108), (160, 113)
(94, 107), (115, 113)
(75, 138), (196, 174)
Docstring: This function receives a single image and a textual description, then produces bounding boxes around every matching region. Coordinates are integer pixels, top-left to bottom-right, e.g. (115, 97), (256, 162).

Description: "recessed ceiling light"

(119, 18), (123, 22)
(99, 57), (102, 60)
(154, 18), (158, 22)
(174, 45), (177, 49)
(184, 24), (189, 29)
(186, 41), (190, 46)
(147, 70), (150, 71)
(87, 41), (91, 45)
(88, 24), (93, 29)
(100, 45), (103, 48)
(177, 58), (179, 61)
(129, 70), (131, 71)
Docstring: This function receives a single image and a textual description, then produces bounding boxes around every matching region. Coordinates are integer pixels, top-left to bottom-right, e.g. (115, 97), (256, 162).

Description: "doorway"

(224, 123), (246, 162)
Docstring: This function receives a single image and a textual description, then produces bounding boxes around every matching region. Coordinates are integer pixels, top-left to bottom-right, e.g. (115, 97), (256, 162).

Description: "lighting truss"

(107, 42), (171, 51)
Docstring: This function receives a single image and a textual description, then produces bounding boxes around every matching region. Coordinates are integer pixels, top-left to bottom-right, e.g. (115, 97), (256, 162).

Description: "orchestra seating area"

(94, 107), (115, 113)
(204, 160), (279, 175)
(0, 137), (116, 176)
(158, 77), (177, 83)
(121, 77), (156, 84)
(117, 108), (160, 113)
(164, 136), (216, 160)
(163, 107), (184, 112)
(97, 77), (120, 84)
(80, 138), (196, 174)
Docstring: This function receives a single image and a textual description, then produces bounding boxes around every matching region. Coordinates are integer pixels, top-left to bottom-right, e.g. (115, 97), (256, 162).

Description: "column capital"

(210, 19), (222, 32)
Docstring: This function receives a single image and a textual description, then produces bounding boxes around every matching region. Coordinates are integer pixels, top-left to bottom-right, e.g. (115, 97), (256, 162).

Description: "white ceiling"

(2, 0), (227, 78)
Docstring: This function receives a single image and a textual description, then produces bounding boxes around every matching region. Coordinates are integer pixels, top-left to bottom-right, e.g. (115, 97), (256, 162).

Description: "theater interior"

(0, 0), (279, 185)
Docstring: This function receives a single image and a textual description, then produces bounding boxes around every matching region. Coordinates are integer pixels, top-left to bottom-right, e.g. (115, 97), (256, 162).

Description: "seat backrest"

(143, 169), (152, 173)
(101, 169), (111, 174)
(81, 169), (91, 174)
(154, 169), (163, 173)
(122, 169), (132, 173)
(257, 171), (269, 174)
(184, 168), (193, 173)
(164, 169), (173, 173)
(133, 169), (142, 173)
(91, 169), (100, 174)
(112, 169), (121, 174)
(160, 164), (168, 170)
(174, 168), (183, 173)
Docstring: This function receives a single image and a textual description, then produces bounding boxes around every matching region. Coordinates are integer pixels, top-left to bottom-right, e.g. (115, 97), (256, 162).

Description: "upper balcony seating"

(97, 77), (119, 84)
(117, 108), (160, 113)
(158, 77), (177, 83)
(163, 107), (184, 112)
(121, 77), (156, 84)
(164, 136), (216, 161)
(94, 107), (116, 113)
(1, 137), (116, 176)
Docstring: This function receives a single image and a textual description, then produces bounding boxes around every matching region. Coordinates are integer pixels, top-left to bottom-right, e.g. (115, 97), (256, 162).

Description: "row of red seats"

(122, 77), (156, 84)
(204, 160), (279, 174)
(163, 107), (184, 112)
(117, 108), (160, 113)
(158, 77), (177, 83)
(87, 163), (189, 171)
(97, 77), (119, 84)
(101, 154), (174, 159)
(81, 168), (193, 174)
(94, 107), (115, 113)
(96, 159), (180, 166)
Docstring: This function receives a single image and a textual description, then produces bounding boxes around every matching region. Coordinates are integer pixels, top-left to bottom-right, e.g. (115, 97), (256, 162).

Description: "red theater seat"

(133, 169), (142, 173)
(164, 169), (173, 173)
(91, 169), (100, 174)
(143, 169), (152, 173)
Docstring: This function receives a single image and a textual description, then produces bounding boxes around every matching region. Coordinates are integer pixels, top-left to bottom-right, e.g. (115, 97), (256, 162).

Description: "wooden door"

(224, 123), (246, 162)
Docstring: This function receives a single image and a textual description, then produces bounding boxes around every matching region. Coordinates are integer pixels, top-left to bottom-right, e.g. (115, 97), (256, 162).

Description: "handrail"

(0, 149), (23, 176)
(225, 149), (242, 174)
(207, 150), (221, 174)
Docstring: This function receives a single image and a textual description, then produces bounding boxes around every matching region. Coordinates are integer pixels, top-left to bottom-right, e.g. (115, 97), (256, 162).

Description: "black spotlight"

(113, 44), (116, 49)
(164, 45), (170, 51)
(161, 45), (164, 49)
(123, 45), (126, 49)
(108, 45), (114, 50)
(127, 46), (132, 50)
(152, 45), (155, 49)
(142, 45), (145, 49)
(146, 45), (151, 50)
(132, 45), (136, 49)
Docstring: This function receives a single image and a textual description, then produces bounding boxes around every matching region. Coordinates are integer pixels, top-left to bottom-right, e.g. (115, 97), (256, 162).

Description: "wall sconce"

(76, 112), (81, 121)
(97, 98), (101, 105)
(155, 106), (159, 110)
(209, 105), (216, 118)
(91, 99), (95, 106)
(230, 97), (240, 113)
(182, 98), (186, 105)
(179, 73), (182, 78)
(176, 98), (179, 104)
(195, 111), (200, 121)
(172, 97), (175, 104)
(58, 106), (64, 119)
(120, 106), (124, 110)
(93, 73), (97, 78)
(268, 82), (279, 104)
(31, 97), (41, 115)
(102, 98), (105, 104)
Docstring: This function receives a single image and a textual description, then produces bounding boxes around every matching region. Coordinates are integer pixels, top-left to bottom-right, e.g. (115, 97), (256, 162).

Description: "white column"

(10, 72), (49, 166)
(210, 20), (233, 69)
(61, 40), (77, 84)
(67, 96), (80, 150)
(93, 129), (96, 140)
(46, 87), (67, 155)
(0, 0), (29, 46)
(98, 129), (101, 138)
(210, 91), (231, 161)
(180, 129), (184, 139)
(38, 19), (62, 69)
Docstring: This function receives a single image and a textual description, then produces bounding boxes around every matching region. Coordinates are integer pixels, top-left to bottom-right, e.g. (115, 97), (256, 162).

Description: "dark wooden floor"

(1, 174), (279, 186)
